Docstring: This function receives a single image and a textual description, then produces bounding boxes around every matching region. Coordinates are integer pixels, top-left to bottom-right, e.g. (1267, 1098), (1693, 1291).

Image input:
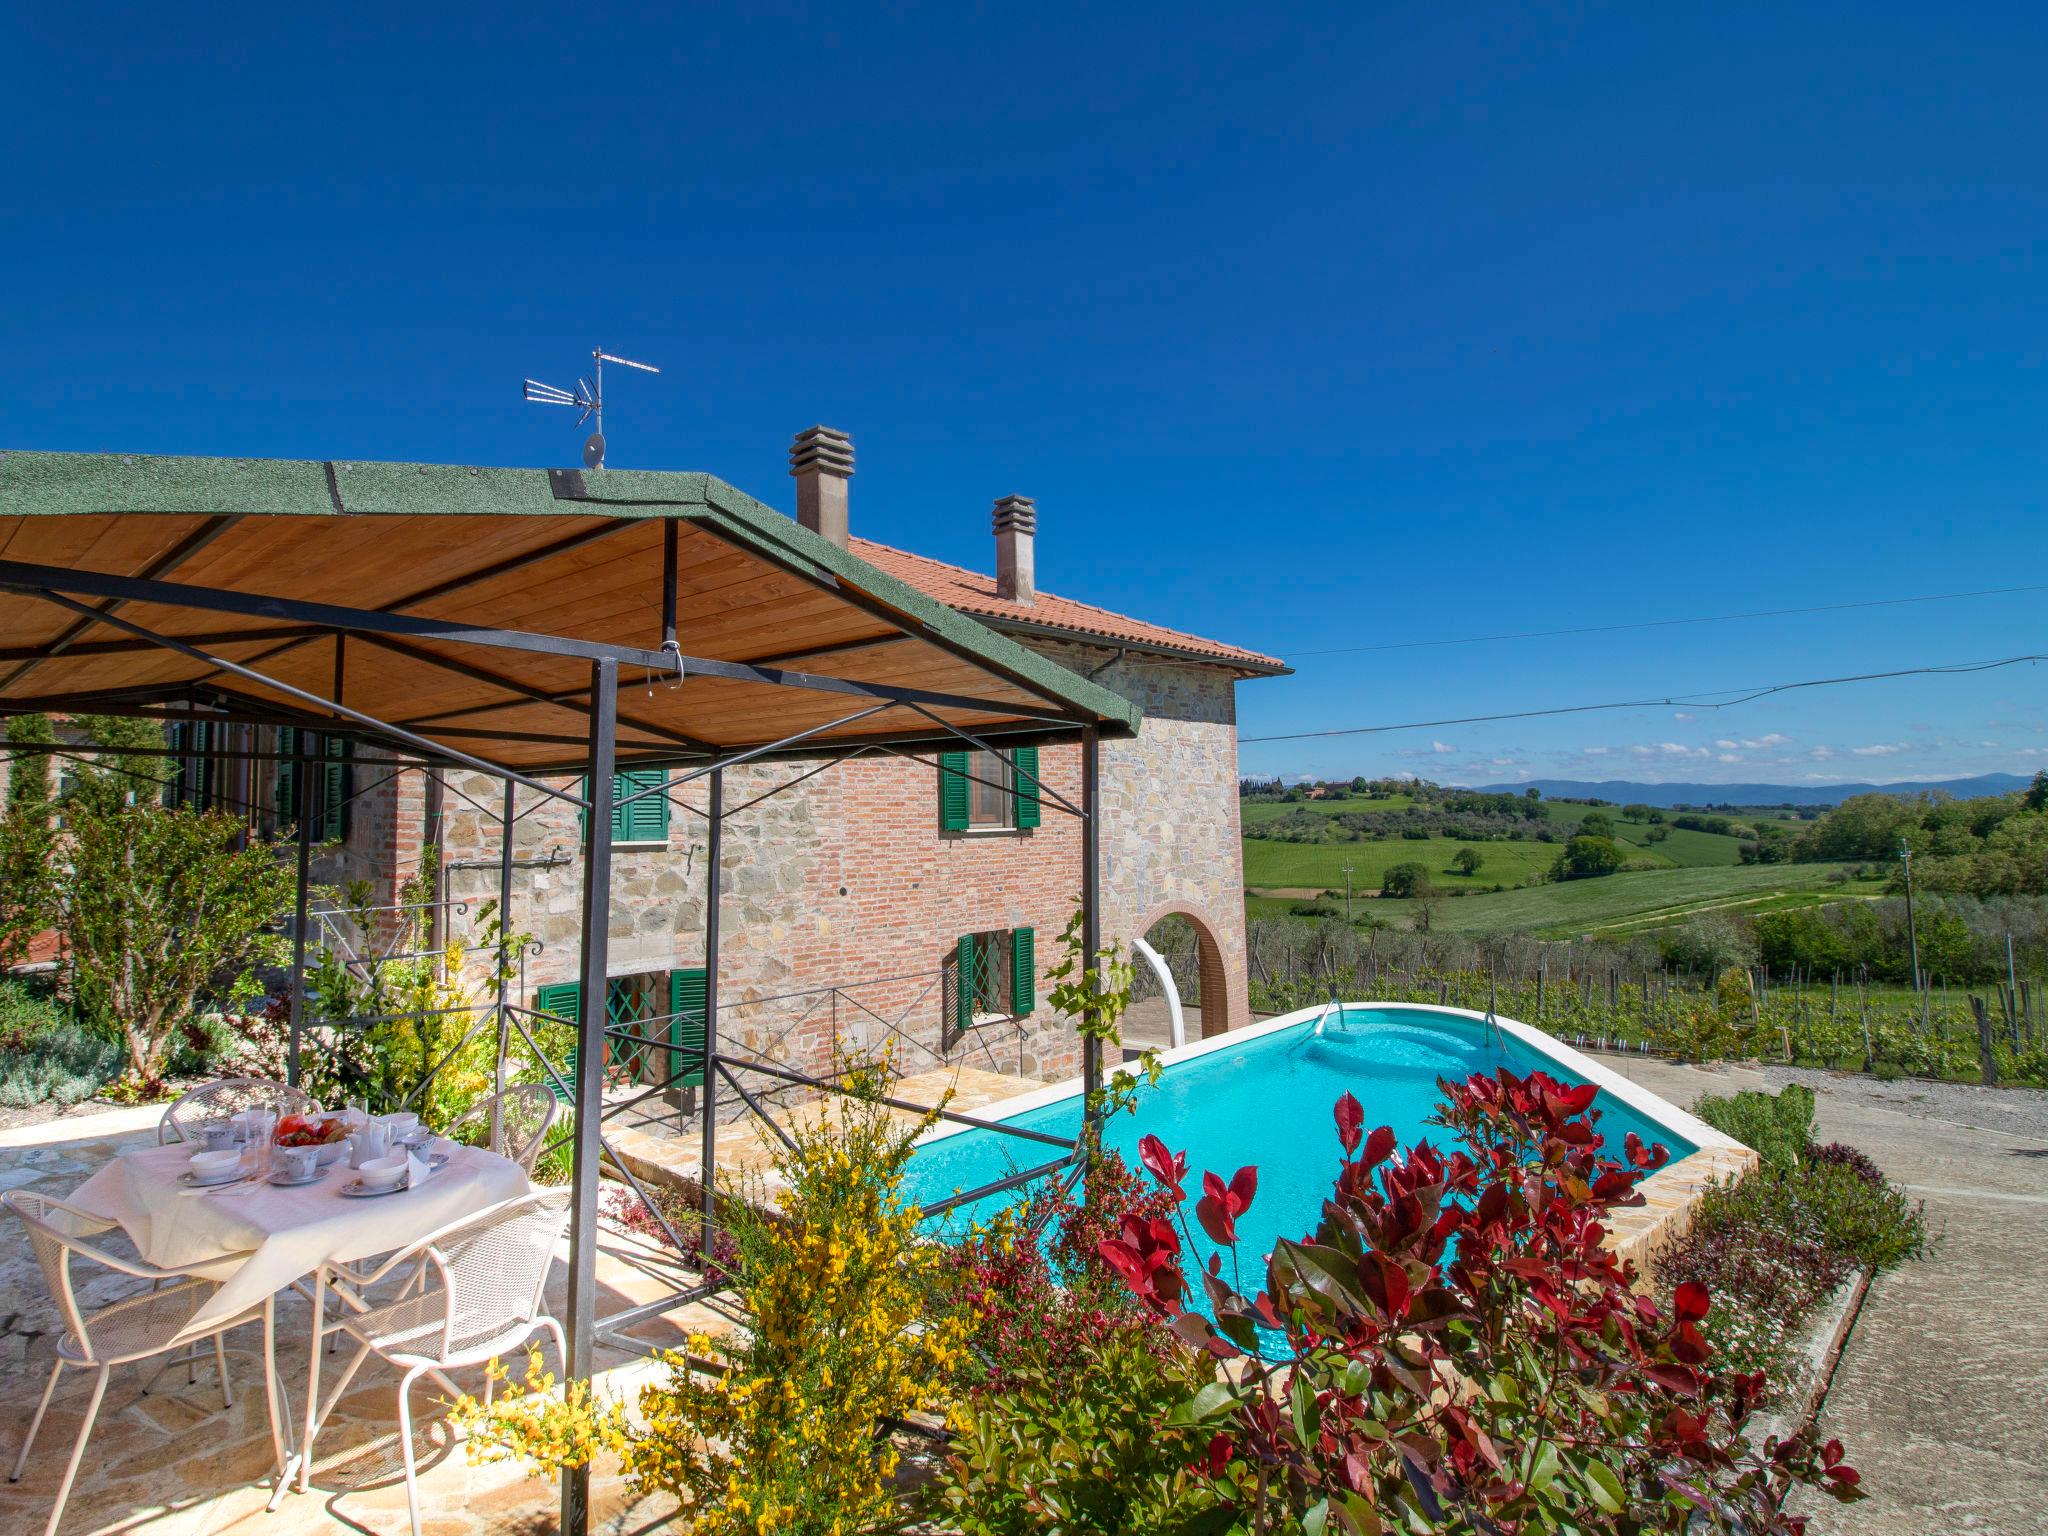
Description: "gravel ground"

(1751, 1063), (2048, 1142)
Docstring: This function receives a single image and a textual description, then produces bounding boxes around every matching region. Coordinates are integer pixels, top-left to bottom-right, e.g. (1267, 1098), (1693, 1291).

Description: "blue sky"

(4, 3), (2044, 788)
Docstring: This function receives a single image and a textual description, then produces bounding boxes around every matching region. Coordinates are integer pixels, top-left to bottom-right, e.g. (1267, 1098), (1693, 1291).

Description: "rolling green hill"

(1249, 864), (1881, 939)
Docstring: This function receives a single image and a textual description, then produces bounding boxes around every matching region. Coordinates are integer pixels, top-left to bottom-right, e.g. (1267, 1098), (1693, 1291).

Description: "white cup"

(278, 1145), (321, 1181)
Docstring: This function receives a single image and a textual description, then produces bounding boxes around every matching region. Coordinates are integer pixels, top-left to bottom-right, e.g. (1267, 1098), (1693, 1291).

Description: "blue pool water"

(901, 1006), (1696, 1269)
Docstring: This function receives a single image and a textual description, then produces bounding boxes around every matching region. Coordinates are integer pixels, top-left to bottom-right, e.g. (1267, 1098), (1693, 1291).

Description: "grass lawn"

(1254, 863), (1878, 938)
(1243, 835), (1604, 893)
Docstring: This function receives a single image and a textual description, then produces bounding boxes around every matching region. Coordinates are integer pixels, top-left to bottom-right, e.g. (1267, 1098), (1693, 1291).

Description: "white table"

(71, 1140), (531, 1500)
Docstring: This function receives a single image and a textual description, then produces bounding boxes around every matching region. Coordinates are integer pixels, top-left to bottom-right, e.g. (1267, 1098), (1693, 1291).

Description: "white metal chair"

(3, 1191), (288, 1536)
(445, 1083), (559, 1174)
(157, 1076), (312, 1145)
(299, 1189), (571, 1536)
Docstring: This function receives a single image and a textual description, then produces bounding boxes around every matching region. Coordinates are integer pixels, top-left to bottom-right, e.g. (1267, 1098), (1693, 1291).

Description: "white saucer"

(338, 1178), (409, 1199)
(178, 1168), (246, 1188)
(267, 1168), (325, 1187)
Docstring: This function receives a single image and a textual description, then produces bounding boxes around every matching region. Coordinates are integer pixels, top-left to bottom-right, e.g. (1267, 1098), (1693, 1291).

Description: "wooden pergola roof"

(0, 452), (1140, 772)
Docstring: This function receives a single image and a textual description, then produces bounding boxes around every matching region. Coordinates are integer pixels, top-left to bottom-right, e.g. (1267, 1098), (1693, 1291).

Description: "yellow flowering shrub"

(454, 1057), (971, 1534)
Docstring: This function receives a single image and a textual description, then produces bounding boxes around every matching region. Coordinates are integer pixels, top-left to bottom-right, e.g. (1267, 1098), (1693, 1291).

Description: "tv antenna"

(522, 347), (660, 469)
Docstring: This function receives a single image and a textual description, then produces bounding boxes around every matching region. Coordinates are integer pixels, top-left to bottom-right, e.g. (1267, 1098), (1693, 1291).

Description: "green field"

(1243, 835), (1585, 893)
(1240, 792), (1414, 824)
(1250, 863), (1882, 939)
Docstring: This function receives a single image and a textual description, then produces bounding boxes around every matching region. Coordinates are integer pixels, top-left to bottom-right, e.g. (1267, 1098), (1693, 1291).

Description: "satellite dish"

(583, 432), (607, 469)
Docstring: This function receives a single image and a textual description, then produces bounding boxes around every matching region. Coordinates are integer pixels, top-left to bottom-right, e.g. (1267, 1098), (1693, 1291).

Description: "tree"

(1794, 793), (1925, 862)
(1553, 835), (1625, 880)
(5, 713), (56, 810)
(1379, 861), (1433, 898)
(1579, 810), (1615, 840)
(2025, 770), (2048, 813)
(1524, 786), (1542, 802)
(1622, 802), (1653, 823)
(0, 798), (58, 972)
(64, 800), (296, 1086)
(1450, 846), (1484, 876)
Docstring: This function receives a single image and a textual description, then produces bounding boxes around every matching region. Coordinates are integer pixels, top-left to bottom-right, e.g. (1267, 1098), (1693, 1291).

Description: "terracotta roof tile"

(849, 538), (1287, 673)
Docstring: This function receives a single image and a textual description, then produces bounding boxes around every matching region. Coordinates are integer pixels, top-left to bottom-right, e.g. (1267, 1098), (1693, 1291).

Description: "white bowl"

(356, 1154), (409, 1191)
(189, 1148), (242, 1180)
(380, 1111), (421, 1138)
(315, 1139), (351, 1167)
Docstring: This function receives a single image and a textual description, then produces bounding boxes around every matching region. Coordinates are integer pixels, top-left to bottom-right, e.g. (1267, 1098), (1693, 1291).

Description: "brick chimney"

(992, 494), (1036, 604)
(788, 426), (854, 548)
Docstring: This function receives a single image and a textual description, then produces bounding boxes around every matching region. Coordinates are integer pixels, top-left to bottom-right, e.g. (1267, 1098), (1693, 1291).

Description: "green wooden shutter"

(669, 968), (708, 1089)
(536, 982), (583, 1104)
(274, 727), (298, 827)
(319, 736), (350, 841)
(954, 933), (976, 1033)
(617, 770), (670, 843)
(1010, 926), (1036, 1015)
(1011, 746), (1041, 829)
(939, 751), (970, 830)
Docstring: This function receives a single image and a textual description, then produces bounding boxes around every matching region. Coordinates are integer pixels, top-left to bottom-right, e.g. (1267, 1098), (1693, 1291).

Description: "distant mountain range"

(1466, 773), (2033, 808)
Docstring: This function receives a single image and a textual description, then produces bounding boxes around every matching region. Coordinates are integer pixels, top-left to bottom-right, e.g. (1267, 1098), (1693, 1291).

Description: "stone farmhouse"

(145, 428), (1285, 1091)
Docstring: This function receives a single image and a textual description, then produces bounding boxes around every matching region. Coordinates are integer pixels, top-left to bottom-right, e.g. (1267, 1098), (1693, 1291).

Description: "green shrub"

(934, 1322), (1223, 1536)
(1692, 1159), (1928, 1273)
(0, 1024), (125, 1108)
(0, 977), (66, 1043)
(1693, 1084), (1816, 1171)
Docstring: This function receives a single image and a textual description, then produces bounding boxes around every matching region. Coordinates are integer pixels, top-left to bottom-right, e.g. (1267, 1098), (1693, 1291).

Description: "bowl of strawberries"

(276, 1113), (353, 1166)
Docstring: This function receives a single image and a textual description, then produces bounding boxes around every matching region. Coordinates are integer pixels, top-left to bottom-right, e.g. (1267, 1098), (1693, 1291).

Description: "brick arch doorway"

(1129, 904), (1237, 1045)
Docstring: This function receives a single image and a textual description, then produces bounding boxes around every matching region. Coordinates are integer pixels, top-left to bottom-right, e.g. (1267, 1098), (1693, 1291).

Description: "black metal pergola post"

(286, 737), (314, 1084)
(562, 657), (617, 1536)
(701, 765), (724, 1244)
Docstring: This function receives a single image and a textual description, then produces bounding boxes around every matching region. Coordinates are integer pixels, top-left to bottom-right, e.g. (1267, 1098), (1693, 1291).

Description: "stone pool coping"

(913, 1000), (1756, 1278)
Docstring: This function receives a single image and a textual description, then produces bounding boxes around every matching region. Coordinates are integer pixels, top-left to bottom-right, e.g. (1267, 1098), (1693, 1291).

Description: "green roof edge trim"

(0, 450), (1141, 737)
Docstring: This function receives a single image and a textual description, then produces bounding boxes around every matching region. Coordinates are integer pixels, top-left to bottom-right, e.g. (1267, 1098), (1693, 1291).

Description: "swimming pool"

(901, 1002), (1718, 1269)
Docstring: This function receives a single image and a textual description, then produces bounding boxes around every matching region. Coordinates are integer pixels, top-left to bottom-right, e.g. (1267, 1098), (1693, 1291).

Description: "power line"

(1275, 583), (2048, 659)
(1239, 652), (2046, 744)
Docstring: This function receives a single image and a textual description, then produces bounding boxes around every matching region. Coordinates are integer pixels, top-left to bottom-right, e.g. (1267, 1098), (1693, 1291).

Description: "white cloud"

(1673, 712), (1695, 722)
(1809, 746), (1836, 762)
(1582, 746), (1609, 756)
(1850, 743), (1908, 757)
(1717, 753), (1741, 762)
(1431, 740), (1456, 754)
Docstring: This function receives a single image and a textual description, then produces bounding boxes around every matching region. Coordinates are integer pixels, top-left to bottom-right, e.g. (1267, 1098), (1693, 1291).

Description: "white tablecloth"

(70, 1141), (531, 1338)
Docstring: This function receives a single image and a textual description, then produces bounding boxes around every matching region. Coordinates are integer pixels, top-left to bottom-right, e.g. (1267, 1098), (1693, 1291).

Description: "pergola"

(0, 450), (1139, 1530)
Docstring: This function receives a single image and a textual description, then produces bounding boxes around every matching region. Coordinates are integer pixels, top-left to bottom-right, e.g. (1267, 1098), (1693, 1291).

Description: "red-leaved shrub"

(1097, 1067), (1865, 1534)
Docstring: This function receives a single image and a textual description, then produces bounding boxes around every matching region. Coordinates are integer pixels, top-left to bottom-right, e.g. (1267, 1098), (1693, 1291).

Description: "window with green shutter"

(581, 770), (671, 844)
(272, 728), (349, 840)
(947, 927), (1036, 1049)
(940, 748), (1039, 832)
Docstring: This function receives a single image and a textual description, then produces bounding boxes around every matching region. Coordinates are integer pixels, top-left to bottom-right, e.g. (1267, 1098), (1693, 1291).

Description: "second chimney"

(789, 426), (854, 548)
(993, 494), (1036, 604)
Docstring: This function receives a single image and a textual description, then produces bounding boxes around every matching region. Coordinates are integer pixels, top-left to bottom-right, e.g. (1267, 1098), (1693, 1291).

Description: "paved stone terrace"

(603, 1063), (1039, 1197)
(0, 1110), (717, 1536)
